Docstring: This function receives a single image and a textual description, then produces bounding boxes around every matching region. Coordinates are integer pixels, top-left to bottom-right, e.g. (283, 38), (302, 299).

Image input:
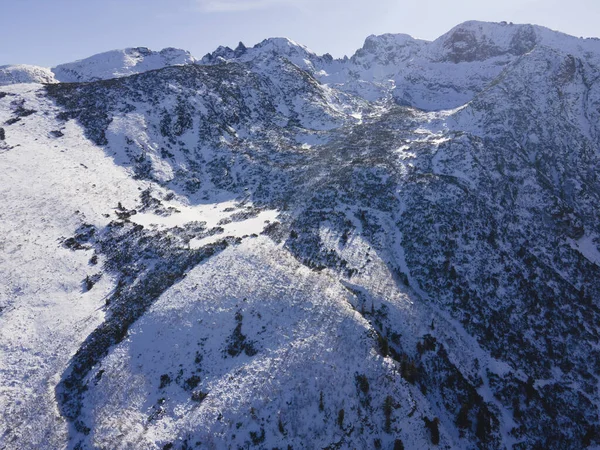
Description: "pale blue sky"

(1, 0), (599, 67)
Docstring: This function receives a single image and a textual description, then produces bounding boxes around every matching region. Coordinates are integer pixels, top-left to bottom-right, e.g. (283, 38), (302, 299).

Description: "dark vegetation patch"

(56, 215), (231, 445)
(223, 311), (258, 358)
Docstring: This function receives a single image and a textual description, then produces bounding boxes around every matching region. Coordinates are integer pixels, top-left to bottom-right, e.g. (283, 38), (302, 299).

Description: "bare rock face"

(436, 22), (538, 63)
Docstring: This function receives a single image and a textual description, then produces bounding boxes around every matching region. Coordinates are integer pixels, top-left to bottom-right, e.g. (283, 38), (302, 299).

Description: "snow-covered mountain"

(0, 64), (58, 85)
(1, 21), (600, 450)
(52, 47), (197, 83)
(203, 20), (600, 110)
(0, 47), (196, 85)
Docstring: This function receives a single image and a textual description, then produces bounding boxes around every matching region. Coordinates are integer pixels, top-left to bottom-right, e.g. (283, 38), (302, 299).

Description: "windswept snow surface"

(569, 234), (600, 266)
(130, 201), (279, 248)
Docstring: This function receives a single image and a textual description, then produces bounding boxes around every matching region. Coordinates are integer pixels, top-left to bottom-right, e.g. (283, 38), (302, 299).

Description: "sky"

(1, 0), (599, 67)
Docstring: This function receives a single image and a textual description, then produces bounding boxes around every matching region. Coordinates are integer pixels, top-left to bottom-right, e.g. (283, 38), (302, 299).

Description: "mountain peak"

(51, 47), (196, 82)
(252, 37), (316, 60)
(0, 64), (57, 85)
(350, 32), (426, 68)
(200, 36), (318, 70)
(362, 32), (423, 49)
(430, 20), (540, 62)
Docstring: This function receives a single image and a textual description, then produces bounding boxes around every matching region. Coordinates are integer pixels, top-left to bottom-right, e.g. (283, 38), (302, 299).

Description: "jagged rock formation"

(1, 20), (600, 450)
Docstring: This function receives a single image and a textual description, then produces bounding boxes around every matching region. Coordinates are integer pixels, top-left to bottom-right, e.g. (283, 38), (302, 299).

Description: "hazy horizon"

(2, 0), (599, 67)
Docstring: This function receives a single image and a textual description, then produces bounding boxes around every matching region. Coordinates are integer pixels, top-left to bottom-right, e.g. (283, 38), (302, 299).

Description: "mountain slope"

(1, 21), (600, 450)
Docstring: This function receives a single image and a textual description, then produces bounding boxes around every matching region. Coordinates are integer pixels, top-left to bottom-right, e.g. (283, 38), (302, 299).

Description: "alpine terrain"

(1, 20), (600, 449)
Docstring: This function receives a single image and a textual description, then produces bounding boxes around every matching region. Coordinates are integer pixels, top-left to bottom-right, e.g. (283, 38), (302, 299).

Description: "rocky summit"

(1, 20), (600, 450)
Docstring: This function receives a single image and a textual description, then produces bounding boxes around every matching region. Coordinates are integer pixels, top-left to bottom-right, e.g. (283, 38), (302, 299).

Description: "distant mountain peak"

(0, 64), (57, 85)
(51, 47), (196, 83)
(201, 36), (315, 66)
(3, 20), (600, 109)
(362, 32), (424, 48)
(255, 36), (313, 53)
(429, 20), (541, 62)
